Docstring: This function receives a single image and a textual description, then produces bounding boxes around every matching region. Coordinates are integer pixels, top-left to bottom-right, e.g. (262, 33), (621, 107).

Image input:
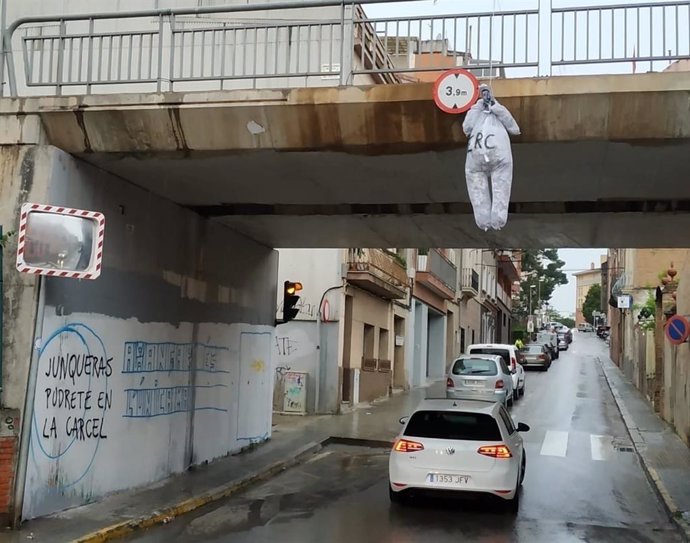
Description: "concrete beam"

(1, 72), (688, 153)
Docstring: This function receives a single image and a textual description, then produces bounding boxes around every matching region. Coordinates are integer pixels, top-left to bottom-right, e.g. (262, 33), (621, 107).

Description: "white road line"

(590, 434), (613, 461)
(540, 430), (569, 457)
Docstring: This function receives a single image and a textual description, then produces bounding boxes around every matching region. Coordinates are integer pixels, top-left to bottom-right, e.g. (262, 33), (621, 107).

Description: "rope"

(488, 0), (499, 92)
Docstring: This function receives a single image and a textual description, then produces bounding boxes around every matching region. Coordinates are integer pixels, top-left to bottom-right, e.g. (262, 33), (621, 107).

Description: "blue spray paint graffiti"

(122, 341), (231, 419)
(31, 322), (112, 489)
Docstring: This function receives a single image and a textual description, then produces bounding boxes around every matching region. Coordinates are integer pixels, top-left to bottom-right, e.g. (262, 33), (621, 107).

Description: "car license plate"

(464, 379), (483, 387)
(428, 473), (470, 485)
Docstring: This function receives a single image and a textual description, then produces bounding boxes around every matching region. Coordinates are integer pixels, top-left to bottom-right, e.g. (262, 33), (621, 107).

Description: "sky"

(550, 249), (607, 315)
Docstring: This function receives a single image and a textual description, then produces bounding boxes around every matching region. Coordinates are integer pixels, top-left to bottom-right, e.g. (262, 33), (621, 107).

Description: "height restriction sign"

(433, 69), (479, 114)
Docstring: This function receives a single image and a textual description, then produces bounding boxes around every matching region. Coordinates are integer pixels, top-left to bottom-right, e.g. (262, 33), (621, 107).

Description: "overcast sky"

(550, 249), (607, 314)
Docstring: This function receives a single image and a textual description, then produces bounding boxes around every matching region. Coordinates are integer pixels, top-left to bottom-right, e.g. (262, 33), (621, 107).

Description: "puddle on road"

(178, 445), (389, 537)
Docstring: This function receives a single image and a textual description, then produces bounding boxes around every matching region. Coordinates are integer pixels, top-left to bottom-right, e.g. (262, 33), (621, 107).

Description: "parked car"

(389, 398), (530, 512)
(446, 355), (515, 408)
(535, 331), (559, 360)
(519, 344), (552, 371)
(557, 332), (569, 351)
(577, 323), (593, 332)
(466, 344), (526, 400)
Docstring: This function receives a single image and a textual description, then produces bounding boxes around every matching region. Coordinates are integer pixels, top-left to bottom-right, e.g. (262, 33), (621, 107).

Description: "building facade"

(275, 247), (517, 414)
(573, 263), (603, 325)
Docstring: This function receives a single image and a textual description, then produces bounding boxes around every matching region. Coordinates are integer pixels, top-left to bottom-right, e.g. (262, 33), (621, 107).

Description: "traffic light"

(282, 281), (303, 323)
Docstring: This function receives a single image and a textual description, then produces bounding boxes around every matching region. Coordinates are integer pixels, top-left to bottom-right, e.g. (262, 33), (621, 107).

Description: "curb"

(73, 440), (323, 543)
(598, 358), (690, 542)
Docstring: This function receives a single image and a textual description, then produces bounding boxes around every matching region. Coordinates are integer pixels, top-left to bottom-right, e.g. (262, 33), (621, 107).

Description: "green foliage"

(0, 230), (15, 249)
(513, 249), (568, 318)
(638, 291), (656, 332)
(582, 284), (603, 324)
(558, 317), (576, 329)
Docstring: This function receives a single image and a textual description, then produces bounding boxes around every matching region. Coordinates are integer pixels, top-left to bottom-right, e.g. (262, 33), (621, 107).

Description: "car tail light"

(538, 354), (546, 361)
(394, 439), (424, 453)
(495, 379), (504, 389)
(477, 445), (512, 459)
(511, 357), (517, 371)
(446, 377), (454, 388)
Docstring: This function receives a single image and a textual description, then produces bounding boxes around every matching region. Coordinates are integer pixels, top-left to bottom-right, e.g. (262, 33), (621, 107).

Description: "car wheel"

(519, 382), (525, 396)
(506, 479), (520, 514)
(520, 454), (526, 486)
(513, 389), (519, 402)
(508, 395), (514, 407)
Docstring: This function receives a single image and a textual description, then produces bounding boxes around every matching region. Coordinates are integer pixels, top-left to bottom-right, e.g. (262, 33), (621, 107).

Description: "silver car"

(446, 355), (515, 407)
(520, 344), (552, 371)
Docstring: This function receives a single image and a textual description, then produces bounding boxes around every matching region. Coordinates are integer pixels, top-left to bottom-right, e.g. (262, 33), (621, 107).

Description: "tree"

(559, 317), (576, 329)
(582, 284), (603, 324)
(513, 249), (568, 319)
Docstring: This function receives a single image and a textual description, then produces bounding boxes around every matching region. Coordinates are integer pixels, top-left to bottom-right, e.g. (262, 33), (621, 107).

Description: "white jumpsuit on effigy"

(462, 98), (520, 230)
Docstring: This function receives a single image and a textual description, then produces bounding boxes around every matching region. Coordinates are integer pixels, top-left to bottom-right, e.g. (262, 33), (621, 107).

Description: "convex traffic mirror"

(16, 203), (105, 280)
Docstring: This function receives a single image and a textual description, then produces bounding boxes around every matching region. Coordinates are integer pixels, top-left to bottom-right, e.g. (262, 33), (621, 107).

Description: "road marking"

(590, 434), (613, 461)
(540, 430), (569, 457)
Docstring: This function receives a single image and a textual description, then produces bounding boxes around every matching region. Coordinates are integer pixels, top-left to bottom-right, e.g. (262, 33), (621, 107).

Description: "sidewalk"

(600, 355), (690, 541)
(0, 384), (438, 543)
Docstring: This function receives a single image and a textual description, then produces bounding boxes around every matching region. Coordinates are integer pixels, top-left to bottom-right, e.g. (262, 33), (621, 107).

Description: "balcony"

(347, 249), (408, 300)
(416, 249), (457, 300)
(460, 268), (480, 298)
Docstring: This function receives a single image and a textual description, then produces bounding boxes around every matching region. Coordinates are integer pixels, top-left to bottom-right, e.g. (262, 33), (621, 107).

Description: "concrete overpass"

(3, 71), (690, 248)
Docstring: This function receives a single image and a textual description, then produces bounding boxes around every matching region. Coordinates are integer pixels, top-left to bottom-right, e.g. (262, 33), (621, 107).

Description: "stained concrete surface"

(124, 335), (683, 543)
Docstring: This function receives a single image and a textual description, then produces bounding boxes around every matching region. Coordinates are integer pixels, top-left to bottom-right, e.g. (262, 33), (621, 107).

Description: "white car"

(446, 355), (514, 408)
(389, 399), (530, 512)
(466, 344), (526, 400)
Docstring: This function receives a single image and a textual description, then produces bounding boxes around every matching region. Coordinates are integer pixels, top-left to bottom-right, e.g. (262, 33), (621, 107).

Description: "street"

(124, 333), (681, 543)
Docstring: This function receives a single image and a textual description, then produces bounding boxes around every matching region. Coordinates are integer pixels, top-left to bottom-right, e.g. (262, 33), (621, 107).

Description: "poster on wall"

(283, 372), (307, 414)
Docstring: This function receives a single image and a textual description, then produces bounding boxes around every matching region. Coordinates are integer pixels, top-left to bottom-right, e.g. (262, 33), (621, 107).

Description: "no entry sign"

(665, 314), (690, 345)
(433, 69), (479, 114)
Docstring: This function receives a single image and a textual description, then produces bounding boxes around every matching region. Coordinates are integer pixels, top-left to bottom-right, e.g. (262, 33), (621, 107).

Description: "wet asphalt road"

(126, 334), (682, 543)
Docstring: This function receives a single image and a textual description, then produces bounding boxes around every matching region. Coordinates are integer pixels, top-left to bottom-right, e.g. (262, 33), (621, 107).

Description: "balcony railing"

(3, 0), (688, 97)
(416, 249), (457, 300)
(347, 248), (408, 300)
(460, 268), (480, 297)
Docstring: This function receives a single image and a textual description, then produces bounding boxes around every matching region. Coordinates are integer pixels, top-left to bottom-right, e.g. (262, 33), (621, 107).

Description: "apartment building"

(276, 248), (518, 414)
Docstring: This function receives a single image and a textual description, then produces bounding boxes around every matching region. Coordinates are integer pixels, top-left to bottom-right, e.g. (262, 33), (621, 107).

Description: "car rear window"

(469, 347), (509, 365)
(523, 345), (543, 353)
(404, 411), (502, 441)
(452, 358), (498, 376)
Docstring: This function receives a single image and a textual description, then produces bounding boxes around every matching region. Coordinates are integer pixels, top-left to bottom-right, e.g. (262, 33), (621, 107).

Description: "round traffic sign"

(432, 69), (479, 114)
(665, 314), (690, 345)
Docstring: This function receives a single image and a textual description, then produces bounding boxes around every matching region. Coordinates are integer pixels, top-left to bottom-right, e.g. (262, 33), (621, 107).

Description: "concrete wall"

(17, 146), (277, 519)
(661, 250), (690, 445)
(276, 249), (342, 322)
(271, 319), (339, 414)
(0, 146), (54, 523)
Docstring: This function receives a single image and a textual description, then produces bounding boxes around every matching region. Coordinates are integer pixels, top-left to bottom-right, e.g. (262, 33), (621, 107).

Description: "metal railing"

(347, 248), (408, 289)
(1, 0), (688, 96)
(461, 268), (480, 294)
(418, 249), (457, 292)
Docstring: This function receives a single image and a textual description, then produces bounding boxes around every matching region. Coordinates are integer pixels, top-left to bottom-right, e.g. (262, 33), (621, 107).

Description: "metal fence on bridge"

(1, 0), (688, 96)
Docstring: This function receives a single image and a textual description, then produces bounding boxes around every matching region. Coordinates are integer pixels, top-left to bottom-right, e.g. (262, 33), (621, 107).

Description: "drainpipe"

(13, 275), (46, 527)
(315, 285), (342, 414)
(0, 225), (3, 398)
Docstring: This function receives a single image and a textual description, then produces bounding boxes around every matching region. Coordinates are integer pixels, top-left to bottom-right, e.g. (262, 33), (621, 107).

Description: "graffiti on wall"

(121, 341), (229, 418)
(32, 323), (113, 488)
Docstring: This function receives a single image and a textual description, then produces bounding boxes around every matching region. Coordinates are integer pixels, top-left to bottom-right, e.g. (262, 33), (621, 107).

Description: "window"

(469, 347), (509, 366)
(452, 358), (498, 376)
(498, 407), (516, 435)
(404, 411), (502, 441)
